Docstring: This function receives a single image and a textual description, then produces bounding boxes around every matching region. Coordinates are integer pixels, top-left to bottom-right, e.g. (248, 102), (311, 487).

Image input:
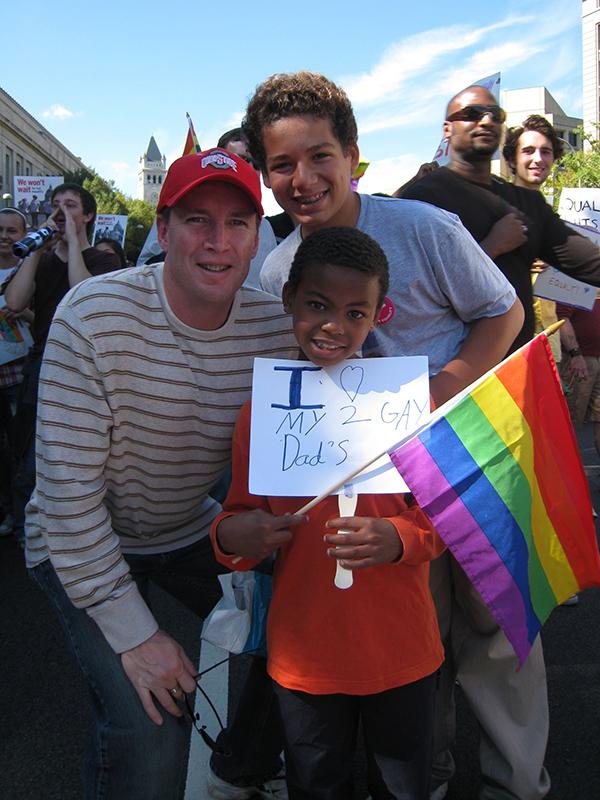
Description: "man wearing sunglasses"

(402, 85), (600, 800)
(402, 85), (600, 352)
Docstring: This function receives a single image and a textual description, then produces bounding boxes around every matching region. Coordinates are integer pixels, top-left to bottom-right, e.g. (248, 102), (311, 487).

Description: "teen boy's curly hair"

(502, 115), (564, 173)
(287, 227), (389, 307)
(242, 71), (358, 173)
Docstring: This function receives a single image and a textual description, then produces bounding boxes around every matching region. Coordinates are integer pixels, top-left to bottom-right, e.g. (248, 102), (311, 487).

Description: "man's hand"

(324, 516), (402, 569)
(61, 206), (80, 248)
(38, 208), (61, 250)
(121, 629), (198, 725)
(216, 510), (306, 561)
(1, 306), (33, 323)
(414, 161), (439, 181)
(481, 212), (528, 259)
(570, 354), (589, 382)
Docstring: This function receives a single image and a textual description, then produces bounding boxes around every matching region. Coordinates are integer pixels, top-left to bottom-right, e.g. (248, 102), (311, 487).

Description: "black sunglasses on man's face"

(446, 104), (506, 124)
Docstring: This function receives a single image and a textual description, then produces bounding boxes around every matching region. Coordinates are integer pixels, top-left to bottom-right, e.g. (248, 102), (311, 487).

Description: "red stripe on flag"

(496, 337), (600, 588)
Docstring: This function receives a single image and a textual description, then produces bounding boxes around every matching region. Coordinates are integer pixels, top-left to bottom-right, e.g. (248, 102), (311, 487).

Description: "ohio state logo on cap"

(201, 151), (238, 172)
(377, 297), (395, 324)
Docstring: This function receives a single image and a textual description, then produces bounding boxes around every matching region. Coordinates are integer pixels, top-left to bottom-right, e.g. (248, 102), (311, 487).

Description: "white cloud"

(357, 155), (423, 197)
(342, 16), (531, 108)
(341, 9), (573, 139)
(42, 103), (77, 120)
(95, 160), (138, 197)
(221, 110), (245, 131)
(357, 106), (431, 136)
(552, 84), (583, 117)
(443, 43), (539, 91)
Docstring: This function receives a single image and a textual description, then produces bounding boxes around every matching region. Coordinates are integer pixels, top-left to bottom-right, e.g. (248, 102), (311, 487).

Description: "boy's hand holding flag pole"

(296, 321), (600, 665)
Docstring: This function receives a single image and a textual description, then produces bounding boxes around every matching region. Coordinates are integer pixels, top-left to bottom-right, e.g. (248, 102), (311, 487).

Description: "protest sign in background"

(13, 176), (63, 227)
(568, 220), (600, 248)
(93, 214), (128, 246)
(558, 187), (600, 231)
(250, 356), (429, 497)
(533, 266), (597, 311)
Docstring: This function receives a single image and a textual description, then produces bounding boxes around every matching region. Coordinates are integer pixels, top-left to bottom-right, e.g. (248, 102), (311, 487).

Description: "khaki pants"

(430, 551), (551, 799)
(561, 355), (600, 425)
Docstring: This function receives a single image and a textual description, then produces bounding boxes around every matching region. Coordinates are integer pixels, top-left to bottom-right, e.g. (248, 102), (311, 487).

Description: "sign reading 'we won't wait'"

(249, 356), (429, 497)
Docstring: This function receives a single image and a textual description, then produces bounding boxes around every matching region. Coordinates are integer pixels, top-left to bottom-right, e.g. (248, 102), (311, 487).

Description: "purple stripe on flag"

(391, 435), (533, 663)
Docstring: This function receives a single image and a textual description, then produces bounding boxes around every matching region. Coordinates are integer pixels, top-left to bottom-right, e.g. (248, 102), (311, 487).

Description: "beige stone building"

(0, 86), (83, 206)
(582, 0), (600, 144)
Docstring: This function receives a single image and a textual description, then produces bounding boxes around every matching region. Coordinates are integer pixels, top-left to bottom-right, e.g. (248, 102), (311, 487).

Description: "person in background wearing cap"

(23, 149), (298, 800)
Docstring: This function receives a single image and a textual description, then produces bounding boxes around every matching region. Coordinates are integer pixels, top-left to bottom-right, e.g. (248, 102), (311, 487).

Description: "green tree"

(61, 166), (155, 260)
(549, 126), (600, 211)
(124, 198), (156, 256)
(83, 173), (129, 216)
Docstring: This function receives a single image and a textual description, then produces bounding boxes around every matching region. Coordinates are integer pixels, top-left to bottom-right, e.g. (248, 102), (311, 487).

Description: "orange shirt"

(211, 402), (445, 696)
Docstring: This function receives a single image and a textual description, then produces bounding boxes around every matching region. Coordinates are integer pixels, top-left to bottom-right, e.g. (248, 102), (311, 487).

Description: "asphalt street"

(1, 425), (599, 800)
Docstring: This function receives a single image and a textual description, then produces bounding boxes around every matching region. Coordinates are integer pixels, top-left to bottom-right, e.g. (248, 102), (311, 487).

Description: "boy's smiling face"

(262, 115), (360, 236)
(283, 262), (380, 368)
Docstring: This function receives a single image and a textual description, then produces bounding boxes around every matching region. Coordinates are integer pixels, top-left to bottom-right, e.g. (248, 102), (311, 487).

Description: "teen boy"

(5, 183), (121, 544)
(243, 71), (522, 410)
(242, 71), (525, 800)
(502, 114), (564, 190)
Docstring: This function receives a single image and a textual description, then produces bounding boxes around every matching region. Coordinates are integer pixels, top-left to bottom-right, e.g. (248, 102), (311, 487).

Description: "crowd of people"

(1, 70), (599, 800)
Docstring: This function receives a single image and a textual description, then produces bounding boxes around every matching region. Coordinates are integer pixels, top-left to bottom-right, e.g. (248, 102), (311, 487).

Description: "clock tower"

(138, 136), (166, 205)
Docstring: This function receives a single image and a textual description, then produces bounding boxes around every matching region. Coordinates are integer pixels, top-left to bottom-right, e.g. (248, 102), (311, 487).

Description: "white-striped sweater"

(25, 263), (298, 652)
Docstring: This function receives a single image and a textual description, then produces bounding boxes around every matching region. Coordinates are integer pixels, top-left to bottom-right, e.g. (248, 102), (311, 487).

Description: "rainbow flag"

(390, 333), (600, 664)
(350, 158), (369, 192)
(182, 112), (201, 156)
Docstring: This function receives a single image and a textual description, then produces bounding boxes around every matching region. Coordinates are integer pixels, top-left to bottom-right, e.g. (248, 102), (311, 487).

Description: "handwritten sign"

(558, 188), (600, 231)
(249, 356), (429, 496)
(533, 266), (597, 311)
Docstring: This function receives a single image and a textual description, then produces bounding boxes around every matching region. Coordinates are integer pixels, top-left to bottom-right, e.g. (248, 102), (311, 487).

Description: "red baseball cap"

(157, 148), (263, 216)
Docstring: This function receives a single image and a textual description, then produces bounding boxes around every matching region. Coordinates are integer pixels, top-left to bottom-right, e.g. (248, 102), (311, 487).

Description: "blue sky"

(2, 0), (582, 214)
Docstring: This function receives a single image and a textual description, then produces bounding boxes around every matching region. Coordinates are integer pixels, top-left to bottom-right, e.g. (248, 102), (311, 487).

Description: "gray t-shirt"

(259, 193), (516, 375)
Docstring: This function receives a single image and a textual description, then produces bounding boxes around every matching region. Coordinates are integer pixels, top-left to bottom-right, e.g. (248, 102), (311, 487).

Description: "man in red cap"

(24, 149), (298, 800)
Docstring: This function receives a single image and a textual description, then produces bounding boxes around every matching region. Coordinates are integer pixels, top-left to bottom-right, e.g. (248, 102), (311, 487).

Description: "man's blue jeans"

(31, 537), (283, 800)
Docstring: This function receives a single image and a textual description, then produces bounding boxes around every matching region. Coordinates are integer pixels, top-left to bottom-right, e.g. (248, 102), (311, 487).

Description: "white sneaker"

(430, 783), (449, 800)
(207, 766), (287, 799)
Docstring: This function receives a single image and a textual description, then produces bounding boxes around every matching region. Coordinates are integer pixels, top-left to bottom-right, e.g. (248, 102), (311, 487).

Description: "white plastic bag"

(201, 572), (255, 654)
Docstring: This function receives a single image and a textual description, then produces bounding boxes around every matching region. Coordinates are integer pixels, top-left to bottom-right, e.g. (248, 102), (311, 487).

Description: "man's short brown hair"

(242, 71), (358, 173)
